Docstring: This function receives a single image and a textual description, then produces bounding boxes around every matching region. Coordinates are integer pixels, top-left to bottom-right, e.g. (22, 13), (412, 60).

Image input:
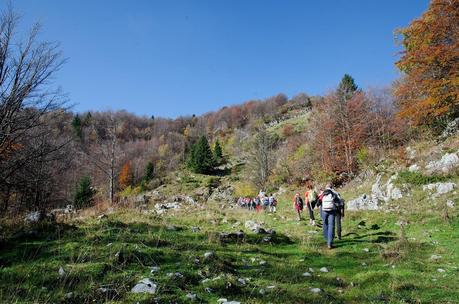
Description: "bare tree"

(247, 128), (277, 189)
(0, 7), (66, 214)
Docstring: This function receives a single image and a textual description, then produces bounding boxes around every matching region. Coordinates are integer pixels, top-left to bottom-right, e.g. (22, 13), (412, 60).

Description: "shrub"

(74, 176), (95, 209)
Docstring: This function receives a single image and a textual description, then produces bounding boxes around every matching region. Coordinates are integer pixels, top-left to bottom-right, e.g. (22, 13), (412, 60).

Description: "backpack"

(295, 196), (304, 210)
(306, 190), (318, 209)
(321, 189), (338, 211)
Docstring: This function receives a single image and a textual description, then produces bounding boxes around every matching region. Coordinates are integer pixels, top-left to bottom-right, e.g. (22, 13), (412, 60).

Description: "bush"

(396, 170), (451, 186)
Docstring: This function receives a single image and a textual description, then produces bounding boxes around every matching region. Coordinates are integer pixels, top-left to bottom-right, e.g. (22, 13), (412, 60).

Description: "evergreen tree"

(337, 74), (358, 102)
(71, 115), (83, 139)
(144, 161), (154, 182)
(213, 140), (223, 165)
(187, 136), (215, 174)
(74, 176), (95, 209)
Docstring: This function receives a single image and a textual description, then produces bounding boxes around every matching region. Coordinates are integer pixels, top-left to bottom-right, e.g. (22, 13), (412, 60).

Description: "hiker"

(305, 185), (318, 226)
(317, 182), (342, 249)
(263, 196), (270, 210)
(268, 194), (277, 213)
(255, 196), (262, 212)
(292, 193), (304, 221)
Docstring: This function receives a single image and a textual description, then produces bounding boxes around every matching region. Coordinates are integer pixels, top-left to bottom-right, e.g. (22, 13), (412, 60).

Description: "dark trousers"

(322, 210), (336, 247)
(306, 203), (315, 221)
(335, 212), (342, 239)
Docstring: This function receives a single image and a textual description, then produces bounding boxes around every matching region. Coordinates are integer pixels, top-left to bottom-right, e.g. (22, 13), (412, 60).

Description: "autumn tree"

(395, 0), (459, 130)
(119, 161), (133, 190)
(248, 128), (277, 188)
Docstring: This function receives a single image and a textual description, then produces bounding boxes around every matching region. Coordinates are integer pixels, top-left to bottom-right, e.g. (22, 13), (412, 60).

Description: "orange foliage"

(118, 161), (133, 189)
(395, 0), (459, 126)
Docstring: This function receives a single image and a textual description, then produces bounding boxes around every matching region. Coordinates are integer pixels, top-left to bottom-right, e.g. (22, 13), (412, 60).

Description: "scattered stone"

(191, 227), (201, 232)
(166, 225), (177, 231)
(219, 231), (245, 243)
(186, 293), (197, 301)
(319, 267), (329, 273)
(65, 292), (73, 299)
(24, 211), (46, 224)
(237, 278), (246, 286)
(106, 243), (113, 247)
(430, 255), (442, 261)
(437, 268), (446, 273)
(58, 267), (66, 277)
(204, 251), (214, 260)
(362, 262), (367, 266)
(262, 236), (271, 243)
(97, 214), (108, 220)
(363, 248), (369, 252)
(245, 220), (261, 232)
(310, 287), (322, 293)
(267, 285), (276, 289)
(309, 267), (314, 272)
(217, 299), (228, 304)
(150, 266), (160, 273)
(131, 278), (157, 294)
(201, 278), (210, 284)
(408, 164), (420, 172)
(259, 288), (265, 295)
(259, 260), (267, 265)
(447, 200), (455, 208)
(347, 194), (379, 211)
(231, 221), (241, 228)
(302, 272), (312, 277)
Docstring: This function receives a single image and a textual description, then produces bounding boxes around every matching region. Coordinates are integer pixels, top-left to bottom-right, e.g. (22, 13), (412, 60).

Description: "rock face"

(423, 182), (456, 196)
(207, 186), (235, 204)
(426, 152), (459, 174)
(131, 278), (157, 294)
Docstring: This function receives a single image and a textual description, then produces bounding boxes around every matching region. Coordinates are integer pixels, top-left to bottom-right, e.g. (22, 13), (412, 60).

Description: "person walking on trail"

(305, 185), (318, 226)
(293, 193), (304, 221)
(268, 194), (277, 213)
(318, 182), (342, 249)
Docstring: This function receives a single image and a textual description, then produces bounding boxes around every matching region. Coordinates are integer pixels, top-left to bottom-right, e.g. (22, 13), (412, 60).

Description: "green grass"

(1, 191), (458, 304)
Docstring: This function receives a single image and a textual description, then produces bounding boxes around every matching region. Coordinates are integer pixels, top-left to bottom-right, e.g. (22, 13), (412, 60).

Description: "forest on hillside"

(0, 0), (458, 216)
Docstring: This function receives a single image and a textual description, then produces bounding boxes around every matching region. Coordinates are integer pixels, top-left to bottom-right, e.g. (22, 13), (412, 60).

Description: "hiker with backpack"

(305, 185), (318, 226)
(268, 194), (277, 213)
(317, 182), (342, 249)
(293, 193), (304, 221)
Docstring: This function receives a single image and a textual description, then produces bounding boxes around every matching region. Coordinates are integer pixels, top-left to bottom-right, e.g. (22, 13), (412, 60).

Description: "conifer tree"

(187, 136), (215, 174)
(213, 140), (223, 165)
(71, 115), (83, 139)
(144, 161), (154, 182)
(74, 176), (95, 209)
(337, 74), (358, 102)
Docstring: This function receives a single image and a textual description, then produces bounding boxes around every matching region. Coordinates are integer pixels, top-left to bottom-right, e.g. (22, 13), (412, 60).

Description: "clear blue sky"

(4, 0), (429, 118)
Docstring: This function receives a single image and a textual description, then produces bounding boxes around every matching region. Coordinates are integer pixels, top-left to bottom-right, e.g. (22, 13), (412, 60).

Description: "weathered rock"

(440, 118), (459, 139)
(150, 266), (160, 273)
(319, 267), (329, 273)
(203, 251), (214, 260)
(131, 278), (157, 294)
(191, 226), (201, 232)
(207, 186), (235, 204)
(437, 268), (446, 273)
(347, 194), (379, 211)
(430, 254), (442, 261)
(310, 287), (322, 293)
(65, 292), (73, 299)
(426, 152), (459, 174)
(237, 278), (246, 286)
(58, 266), (66, 277)
(245, 220), (261, 232)
(408, 164), (420, 172)
(423, 182), (456, 196)
(302, 272), (312, 277)
(447, 200), (455, 208)
(24, 211), (46, 224)
(186, 293), (197, 301)
(219, 231), (244, 243)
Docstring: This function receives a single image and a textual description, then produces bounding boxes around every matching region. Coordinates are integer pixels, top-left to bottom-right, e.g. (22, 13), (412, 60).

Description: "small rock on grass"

(150, 266), (160, 273)
(363, 248), (369, 252)
(58, 267), (66, 277)
(310, 287), (322, 293)
(302, 272), (312, 277)
(437, 268), (446, 273)
(319, 267), (329, 273)
(430, 255), (442, 261)
(186, 293), (197, 301)
(204, 251), (214, 259)
(131, 278), (157, 294)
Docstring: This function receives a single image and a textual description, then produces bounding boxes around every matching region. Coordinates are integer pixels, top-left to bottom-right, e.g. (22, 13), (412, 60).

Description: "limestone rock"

(131, 278), (157, 294)
(423, 182), (456, 196)
(426, 152), (459, 174)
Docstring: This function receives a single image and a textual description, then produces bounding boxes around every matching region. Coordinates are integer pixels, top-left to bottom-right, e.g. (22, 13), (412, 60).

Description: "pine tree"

(71, 115), (83, 139)
(119, 161), (133, 189)
(213, 140), (223, 165)
(187, 136), (215, 174)
(74, 176), (95, 209)
(144, 161), (154, 182)
(337, 74), (358, 102)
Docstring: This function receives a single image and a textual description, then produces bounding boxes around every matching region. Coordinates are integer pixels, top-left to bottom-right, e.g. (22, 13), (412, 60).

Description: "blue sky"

(4, 0), (429, 117)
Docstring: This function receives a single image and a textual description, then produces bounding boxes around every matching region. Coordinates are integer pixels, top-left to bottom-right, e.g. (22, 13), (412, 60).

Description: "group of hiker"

(236, 182), (344, 249)
(237, 190), (277, 213)
(293, 182), (345, 249)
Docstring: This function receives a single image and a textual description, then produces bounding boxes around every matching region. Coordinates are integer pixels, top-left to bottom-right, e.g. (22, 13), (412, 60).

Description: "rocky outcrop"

(426, 152), (459, 174)
(207, 186), (234, 204)
(131, 278), (157, 294)
(347, 194), (379, 211)
(422, 182), (456, 196)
